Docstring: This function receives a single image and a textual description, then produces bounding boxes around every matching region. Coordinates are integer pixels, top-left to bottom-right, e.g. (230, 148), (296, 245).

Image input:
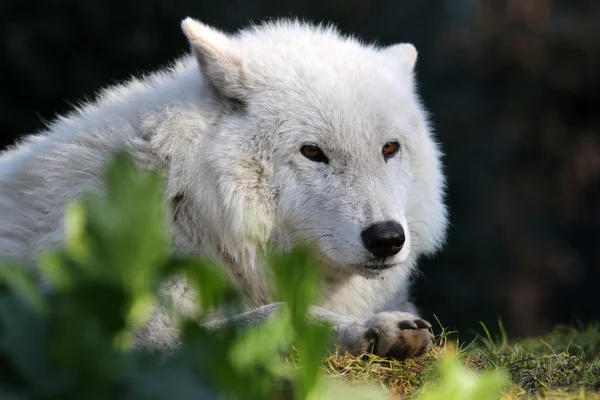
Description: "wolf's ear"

(181, 17), (246, 103)
(382, 43), (418, 76)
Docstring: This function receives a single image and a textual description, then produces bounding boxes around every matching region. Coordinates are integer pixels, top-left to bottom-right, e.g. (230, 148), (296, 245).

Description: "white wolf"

(0, 18), (447, 360)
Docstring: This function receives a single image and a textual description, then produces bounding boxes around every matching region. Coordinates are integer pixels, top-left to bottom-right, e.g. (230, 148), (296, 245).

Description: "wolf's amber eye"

(382, 141), (400, 160)
(300, 144), (329, 163)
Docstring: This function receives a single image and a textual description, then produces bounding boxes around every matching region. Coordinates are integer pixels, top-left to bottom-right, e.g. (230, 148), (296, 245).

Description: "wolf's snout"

(361, 221), (405, 259)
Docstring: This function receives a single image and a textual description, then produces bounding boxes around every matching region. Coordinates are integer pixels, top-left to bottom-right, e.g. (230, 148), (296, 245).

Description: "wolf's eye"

(382, 142), (400, 160)
(300, 144), (329, 163)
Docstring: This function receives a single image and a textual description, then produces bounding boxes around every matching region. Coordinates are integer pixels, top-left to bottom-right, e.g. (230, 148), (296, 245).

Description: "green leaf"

(418, 352), (509, 400)
(0, 261), (46, 313)
(0, 291), (51, 389)
(268, 246), (322, 325)
(167, 257), (239, 313)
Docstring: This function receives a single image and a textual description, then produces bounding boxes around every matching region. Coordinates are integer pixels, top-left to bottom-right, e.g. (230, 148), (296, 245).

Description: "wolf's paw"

(343, 312), (433, 360)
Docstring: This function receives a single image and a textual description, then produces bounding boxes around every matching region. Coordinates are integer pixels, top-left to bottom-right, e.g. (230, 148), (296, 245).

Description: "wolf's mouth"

(356, 263), (396, 271)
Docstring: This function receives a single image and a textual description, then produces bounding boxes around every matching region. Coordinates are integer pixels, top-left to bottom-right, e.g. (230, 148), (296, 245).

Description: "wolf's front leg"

(207, 303), (434, 361)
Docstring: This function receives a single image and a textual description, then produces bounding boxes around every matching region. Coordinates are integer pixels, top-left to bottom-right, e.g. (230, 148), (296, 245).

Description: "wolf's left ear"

(181, 17), (246, 102)
(382, 43), (418, 76)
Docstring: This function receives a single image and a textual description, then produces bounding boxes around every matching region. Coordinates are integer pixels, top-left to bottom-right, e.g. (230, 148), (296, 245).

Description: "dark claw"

(364, 327), (378, 343)
(399, 320), (419, 330)
(363, 327), (379, 356)
(414, 319), (432, 329)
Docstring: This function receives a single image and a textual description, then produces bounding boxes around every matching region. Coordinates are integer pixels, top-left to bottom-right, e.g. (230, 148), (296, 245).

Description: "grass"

(321, 321), (600, 399)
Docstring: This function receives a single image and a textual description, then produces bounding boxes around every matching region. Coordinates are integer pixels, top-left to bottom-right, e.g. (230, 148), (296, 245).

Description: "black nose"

(361, 221), (405, 259)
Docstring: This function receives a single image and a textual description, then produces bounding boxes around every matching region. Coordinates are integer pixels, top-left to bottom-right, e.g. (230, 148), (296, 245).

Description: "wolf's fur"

(0, 18), (447, 357)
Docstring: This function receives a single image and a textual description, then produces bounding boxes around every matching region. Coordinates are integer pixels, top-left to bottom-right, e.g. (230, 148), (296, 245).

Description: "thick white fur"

(0, 18), (447, 354)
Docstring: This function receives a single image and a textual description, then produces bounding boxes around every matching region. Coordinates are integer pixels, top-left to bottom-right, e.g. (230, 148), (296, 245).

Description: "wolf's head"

(181, 18), (448, 277)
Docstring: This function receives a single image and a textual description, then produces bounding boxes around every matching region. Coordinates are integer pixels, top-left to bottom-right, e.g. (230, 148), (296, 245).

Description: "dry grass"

(320, 322), (600, 399)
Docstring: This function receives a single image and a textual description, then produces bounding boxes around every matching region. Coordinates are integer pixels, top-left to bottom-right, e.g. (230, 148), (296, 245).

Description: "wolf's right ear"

(181, 18), (246, 103)
(382, 43), (418, 80)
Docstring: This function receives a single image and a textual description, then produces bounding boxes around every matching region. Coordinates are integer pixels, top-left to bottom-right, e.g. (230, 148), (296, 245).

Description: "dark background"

(1, 0), (599, 339)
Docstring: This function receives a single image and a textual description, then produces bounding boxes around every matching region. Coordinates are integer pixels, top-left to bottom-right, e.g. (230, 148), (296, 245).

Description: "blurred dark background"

(1, 0), (599, 338)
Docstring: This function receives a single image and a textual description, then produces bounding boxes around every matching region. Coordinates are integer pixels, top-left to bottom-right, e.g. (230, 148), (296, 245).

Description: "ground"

(323, 321), (600, 399)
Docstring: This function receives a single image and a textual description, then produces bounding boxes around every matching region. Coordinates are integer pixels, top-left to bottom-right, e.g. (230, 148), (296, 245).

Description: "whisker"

(316, 245), (339, 264)
(407, 220), (430, 229)
(305, 234), (333, 247)
(291, 228), (335, 232)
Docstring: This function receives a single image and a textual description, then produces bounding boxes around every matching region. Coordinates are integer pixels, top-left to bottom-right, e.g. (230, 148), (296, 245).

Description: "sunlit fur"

(0, 18), (447, 351)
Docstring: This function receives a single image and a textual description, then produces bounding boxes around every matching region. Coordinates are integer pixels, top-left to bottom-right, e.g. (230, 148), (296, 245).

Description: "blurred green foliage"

(0, 152), (517, 399)
(418, 353), (509, 400)
(0, 152), (330, 399)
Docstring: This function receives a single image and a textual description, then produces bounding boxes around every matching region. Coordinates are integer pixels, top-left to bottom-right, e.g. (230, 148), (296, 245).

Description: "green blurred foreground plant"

(0, 151), (565, 399)
(0, 152), (335, 400)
